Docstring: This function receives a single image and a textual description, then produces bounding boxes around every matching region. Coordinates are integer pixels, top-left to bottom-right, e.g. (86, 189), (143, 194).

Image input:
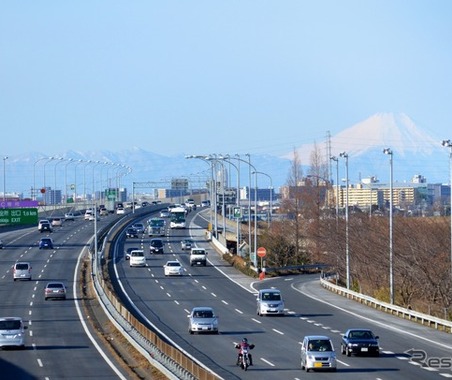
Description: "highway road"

(0, 214), (129, 379)
(113, 208), (452, 380)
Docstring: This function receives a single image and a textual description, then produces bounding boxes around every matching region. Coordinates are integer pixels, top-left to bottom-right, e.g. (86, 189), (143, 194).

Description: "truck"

(148, 217), (166, 236)
(170, 207), (186, 229)
(190, 248), (207, 266)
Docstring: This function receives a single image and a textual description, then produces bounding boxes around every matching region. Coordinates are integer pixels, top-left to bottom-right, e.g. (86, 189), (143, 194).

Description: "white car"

(188, 307), (219, 334)
(116, 207), (125, 215)
(163, 260), (183, 276)
(129, 250), (146, 267)
(256, 288), (285, 316)
(0, 317), (27, 349)
(301, 335), (337, 372)
(51, 217), (63, 227)
(84, 210), (93, 220)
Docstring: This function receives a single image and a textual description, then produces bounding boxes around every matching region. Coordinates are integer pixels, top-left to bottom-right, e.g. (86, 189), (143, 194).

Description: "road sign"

(0, 208), (38, 225)
(257, 247), (267, 258)
(233, 207), (242, 218)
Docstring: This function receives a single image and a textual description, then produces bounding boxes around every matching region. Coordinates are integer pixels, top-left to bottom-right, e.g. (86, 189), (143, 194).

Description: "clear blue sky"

(1, 1), (451, 158)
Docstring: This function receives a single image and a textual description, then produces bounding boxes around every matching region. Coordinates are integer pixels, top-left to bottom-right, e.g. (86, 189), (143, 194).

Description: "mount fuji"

(287, 112), (449, 184)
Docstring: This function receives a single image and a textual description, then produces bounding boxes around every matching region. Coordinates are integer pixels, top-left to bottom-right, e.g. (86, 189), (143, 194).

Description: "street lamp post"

(43, 157), (55, 205)
(3, 156), (8, 203)
(252, 171), (273, 227)
(339, 152), (350, 290)
(442, 139), (452, 285)
(33, 156), (52, 201)
(330, 156), (339, 223)
(54, 157), (65, 206)
(383, 148), (394, 304)
(64, 159), (74, 204)
(218, 156), (241, 255)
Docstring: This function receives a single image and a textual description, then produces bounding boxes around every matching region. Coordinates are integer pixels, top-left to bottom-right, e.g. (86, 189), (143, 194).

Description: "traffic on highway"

(1, 204), (452, 379)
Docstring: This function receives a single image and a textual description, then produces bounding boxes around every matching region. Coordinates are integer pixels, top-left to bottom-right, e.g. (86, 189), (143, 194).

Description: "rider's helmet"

(242, 338), (248, 343)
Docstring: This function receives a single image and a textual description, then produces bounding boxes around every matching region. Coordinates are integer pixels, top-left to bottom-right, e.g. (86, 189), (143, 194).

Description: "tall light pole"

(43, 157), (55, 205)
(64, 159), (75, 204)
(252, 171), (273, 227)
(442, 139), (452, 285)
(3, 156), (8, 203)
(73, 159), (84, 203)
(383, 148), (394, 304)
(330, 156), (339, 223)
(218, 156), (241, 255)
(53, 157), (64, 206)
(33, 157), (49, 200)
(339, 152), (350, 290)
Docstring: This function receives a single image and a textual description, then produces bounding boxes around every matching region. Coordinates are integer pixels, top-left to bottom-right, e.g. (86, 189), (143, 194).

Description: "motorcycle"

(236, 343), (255, 371)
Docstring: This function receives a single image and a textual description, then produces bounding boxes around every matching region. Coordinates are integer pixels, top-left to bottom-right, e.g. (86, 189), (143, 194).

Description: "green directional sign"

(0, 208), (38, 225)
(233, 207), (242, 218)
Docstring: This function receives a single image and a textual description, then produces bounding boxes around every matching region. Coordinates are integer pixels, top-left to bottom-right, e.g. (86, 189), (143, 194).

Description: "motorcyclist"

(235, 338), (254, 366)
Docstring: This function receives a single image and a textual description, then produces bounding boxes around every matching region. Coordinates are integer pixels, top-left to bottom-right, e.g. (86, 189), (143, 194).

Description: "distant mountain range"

(4, 113), (450, 197)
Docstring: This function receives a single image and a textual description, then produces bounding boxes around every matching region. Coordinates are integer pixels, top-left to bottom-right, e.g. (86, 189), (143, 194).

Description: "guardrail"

(90, 207), (221, 380)
(320, 276), (452, 333)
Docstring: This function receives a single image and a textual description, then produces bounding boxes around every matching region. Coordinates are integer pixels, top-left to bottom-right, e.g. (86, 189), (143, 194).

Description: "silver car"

(188, 307), (219, 334)
(181, 239), (194, 250)
(256, 288), (285, 316)
(44, 282), (67, 300)
(13, 262), (32, 281)
(301, 335), (337, 372)
(0, 317), (27, 349)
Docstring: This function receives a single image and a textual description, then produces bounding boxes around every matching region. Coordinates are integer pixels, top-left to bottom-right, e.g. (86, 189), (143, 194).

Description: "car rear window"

(0, 320), (21, 330)
(131, 251), (144, 257)
(15, 263), (29, 270)
(47, 283), (64, 289)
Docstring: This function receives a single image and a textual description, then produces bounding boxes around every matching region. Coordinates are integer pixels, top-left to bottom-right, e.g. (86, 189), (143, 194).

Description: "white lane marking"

(221, 300), (229, 305)
(211, 293), (217, 297)
(37, 359), (43, 367)
(336, 359), (349, 366)
(251, 318), (262, 324)
(260, 357), (275, 366)
(166, 293), (172, 298)
(272, 329), (284, 335)
(235, 309), (243, 314)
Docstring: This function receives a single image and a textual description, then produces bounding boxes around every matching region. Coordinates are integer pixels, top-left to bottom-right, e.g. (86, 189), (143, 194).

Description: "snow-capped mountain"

(3, 112), (450, 198)
(287, 112), (449, 184)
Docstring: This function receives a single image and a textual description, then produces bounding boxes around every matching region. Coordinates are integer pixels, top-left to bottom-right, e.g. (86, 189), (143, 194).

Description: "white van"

(0, 317), (27, 349)
(129, 250), (146, 267)
(256, 288), (285, 316)
(13, 262), (32, 281)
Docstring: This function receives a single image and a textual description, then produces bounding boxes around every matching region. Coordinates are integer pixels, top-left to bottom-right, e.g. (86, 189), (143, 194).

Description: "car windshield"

(0, 320), (21, 330)
(262, 292), (281, 301)
(308, 339), (333, 352)
(167, 262), (180, 267)
(152, 240), (163, 247)
(194, 310), (213, 318)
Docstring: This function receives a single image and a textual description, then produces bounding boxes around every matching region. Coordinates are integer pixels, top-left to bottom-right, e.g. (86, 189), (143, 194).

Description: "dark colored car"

(341, 329), (379, 357)
(39, 238), (54, 249)
(126, 227), (139, 238)
(150, 238), (164, 254)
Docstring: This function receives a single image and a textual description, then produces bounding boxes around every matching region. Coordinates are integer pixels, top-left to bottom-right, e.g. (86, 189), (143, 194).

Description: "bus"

(170, 207), (186, 229)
